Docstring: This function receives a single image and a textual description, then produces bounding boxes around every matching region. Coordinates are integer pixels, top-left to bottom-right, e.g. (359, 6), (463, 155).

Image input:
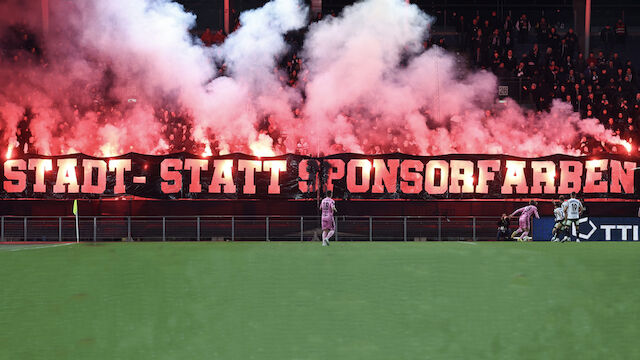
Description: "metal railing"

(0, 215), (501, 242)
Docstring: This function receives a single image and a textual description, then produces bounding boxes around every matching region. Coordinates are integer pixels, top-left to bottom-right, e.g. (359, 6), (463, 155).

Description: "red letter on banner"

(238, 160), (262, 194)
(501, 160), (528, 194)
(161, 159), (183, 193)
(184, 159), (208, 193)
(53, 158), (80, 193)
(583, 159), (608, 193)
(609, 160), (636, 193)
(400, 160), (424, 194)
(209, 159), (236, 193)
(448, 160), (474, 193)
(109, 159), (132, 194)
(372, 159), (398, 193)
(325, 159), (345, 192)
(298, 159), (319, 192)
(3, 159), (26, 193)
(81, 159), (107, 194)
(346, 159), (371, 193)
(530, 161), (556, 194)
(28, 158), (52, 193)
(476, 159), (500, 194)
(425, 160), (450, 194)
(263, 160), (286, 194)
(558, 161), (583, 194)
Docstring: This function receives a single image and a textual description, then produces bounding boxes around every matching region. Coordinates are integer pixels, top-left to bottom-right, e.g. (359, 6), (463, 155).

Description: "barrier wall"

(533, 217), (640, 241)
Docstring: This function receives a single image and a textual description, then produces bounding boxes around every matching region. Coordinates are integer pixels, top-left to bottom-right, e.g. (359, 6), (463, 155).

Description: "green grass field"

(1, 242), (639, 360)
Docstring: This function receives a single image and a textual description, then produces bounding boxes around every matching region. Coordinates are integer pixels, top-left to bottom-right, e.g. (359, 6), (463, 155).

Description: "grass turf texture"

(1, 242), (639, 360)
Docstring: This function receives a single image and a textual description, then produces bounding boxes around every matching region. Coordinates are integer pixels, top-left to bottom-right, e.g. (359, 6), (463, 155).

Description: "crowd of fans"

(452, 11), (638, 146)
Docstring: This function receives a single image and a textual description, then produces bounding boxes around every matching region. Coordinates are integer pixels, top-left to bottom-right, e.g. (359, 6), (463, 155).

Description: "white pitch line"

(457, 241), (477, 245)
(7, 243), (76, 252)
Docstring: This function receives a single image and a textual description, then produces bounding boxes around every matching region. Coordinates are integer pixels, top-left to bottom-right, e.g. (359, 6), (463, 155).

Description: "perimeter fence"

(0, 215), (503, 242)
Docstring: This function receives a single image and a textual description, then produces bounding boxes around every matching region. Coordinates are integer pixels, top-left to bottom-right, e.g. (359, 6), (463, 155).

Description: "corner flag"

(73, 199), (79, 242)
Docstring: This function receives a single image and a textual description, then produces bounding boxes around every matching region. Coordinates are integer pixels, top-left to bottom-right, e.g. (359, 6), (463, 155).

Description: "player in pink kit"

(320, 190), (337, 246)
(509, 200), (540, 241)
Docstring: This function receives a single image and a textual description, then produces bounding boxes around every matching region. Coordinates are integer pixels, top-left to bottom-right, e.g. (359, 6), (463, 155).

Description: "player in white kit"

(561, 192), (584, 242)
(320, 190), (337, 246)
(550, 196), (566, 242)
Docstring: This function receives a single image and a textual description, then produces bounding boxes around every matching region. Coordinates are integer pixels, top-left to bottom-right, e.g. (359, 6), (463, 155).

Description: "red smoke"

(0, 0), (633, 158)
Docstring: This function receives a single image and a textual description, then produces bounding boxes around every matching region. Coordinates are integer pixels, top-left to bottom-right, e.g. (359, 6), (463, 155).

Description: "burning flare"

(202, 142), (213, 157)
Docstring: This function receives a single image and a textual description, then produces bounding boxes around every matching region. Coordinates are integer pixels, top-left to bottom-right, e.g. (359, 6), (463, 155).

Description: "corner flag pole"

(73, 199), (79, 243)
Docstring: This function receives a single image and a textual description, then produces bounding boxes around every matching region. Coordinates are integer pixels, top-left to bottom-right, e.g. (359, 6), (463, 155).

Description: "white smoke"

(0, 0), (213, 155)
(302, 0), (433, 154)
(300, 0), (624, 156)
(194, 0), (308, 155)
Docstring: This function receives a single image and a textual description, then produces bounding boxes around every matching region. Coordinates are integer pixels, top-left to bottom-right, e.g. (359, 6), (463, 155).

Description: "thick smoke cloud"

(301, 0), (628, 156)
(1, 0), (212, 156)
(196, 0), (308, 156)
(0, 0), (630, 158)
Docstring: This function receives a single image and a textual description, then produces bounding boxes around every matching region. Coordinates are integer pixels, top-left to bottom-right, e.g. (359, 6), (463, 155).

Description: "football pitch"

(1, 242), (639, 360)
